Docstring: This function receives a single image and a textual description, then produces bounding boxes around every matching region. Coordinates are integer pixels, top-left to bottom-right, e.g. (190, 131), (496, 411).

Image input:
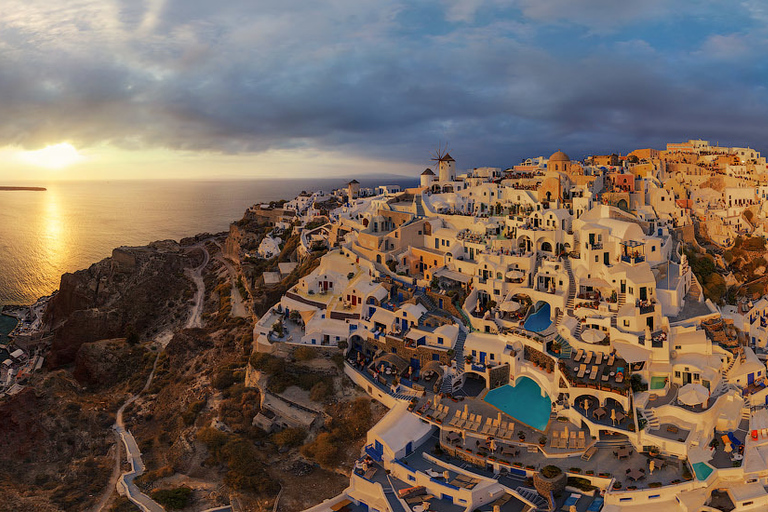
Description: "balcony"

(637, 300), (656, 315)
(621, 255), (645, 264)
(587, 243), (603, 250)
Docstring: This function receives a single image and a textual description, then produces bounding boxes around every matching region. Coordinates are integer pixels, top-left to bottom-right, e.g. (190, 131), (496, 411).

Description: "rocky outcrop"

(44, 241), (201, 367)
(73, 338), (145, 388)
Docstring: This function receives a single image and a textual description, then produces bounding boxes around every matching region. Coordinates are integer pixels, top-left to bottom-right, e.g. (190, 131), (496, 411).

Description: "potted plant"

(648, 446), (660, 457)
(518, 431), (526, 441)
(612, 481), (622, 490)
(539, 436), (547, 446)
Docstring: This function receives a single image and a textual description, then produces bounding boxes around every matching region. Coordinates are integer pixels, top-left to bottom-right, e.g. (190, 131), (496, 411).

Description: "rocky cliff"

(44, 240), (202, 367)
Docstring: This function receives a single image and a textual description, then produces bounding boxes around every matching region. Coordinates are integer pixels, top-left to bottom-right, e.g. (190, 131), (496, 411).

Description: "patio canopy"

(678, 383), (709, 406)
(579, 277), (611, 288)
(613, 341), (651, 363)
(373, 353), (409, 372)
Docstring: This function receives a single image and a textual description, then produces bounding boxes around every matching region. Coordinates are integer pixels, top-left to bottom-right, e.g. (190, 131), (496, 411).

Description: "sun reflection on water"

(42, 189), (67, 272)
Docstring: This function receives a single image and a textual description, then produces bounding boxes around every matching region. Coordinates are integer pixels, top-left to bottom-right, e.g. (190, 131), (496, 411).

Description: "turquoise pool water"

(484, 377), (551, 431)
(650, 376), (667, 390)
(692, 462), (714, 481)
(524, 302), (551, 332)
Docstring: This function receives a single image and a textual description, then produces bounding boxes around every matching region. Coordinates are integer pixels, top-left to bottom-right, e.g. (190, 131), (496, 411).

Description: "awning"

(613, 341), (652, 363)
(434, 267), (472, 284)
(579, 277), (611, 288)
(374, 353), (409, 372)
(421, 360), (444, 376)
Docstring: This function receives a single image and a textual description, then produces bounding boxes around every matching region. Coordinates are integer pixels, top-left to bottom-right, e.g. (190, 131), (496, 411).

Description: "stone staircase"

(414, 195), (426, 218)
(595, 438), (632, 448)
(516, 487), (549, 511)
(564, 258), (576, 315)
(641, 407), (661, 430)
(440, 373), (453, 394)
(553, 334), (573, 359)
(454, 330), (467, 376)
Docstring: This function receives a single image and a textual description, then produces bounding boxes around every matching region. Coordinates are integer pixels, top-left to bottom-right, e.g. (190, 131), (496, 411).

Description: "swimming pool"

(692, 462), (714, 481)
(524, 302), (552, 332)
(650, 376), (667, 390)
(484, 376), (551, 431)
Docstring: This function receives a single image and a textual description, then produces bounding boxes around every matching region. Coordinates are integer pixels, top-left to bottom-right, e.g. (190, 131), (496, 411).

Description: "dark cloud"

(0, 0), (767, 172)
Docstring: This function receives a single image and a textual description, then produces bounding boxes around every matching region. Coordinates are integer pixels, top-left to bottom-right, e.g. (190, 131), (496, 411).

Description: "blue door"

(442, 494), (453, 504)
(749, 373), (755, 385)
(479, 352), (486, 364)
(406, 441), (413, 455)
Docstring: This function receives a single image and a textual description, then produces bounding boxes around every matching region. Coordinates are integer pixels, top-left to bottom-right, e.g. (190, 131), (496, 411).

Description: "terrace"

(558, 350), (631, 397)
(709, 420), (749, 469)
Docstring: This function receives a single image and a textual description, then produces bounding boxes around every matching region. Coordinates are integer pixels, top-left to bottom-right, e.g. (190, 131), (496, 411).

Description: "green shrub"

(271, 427), (307, 448)
(540, 465), (562, 478)
(294, 346), (317, 361)
(151, 487), (192, 510)
(567, 477), (596, 492)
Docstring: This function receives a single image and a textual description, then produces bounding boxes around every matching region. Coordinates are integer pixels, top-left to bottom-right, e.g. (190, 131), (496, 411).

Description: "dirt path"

(186, 244), (210, 329)
(94, 244), (210, 511)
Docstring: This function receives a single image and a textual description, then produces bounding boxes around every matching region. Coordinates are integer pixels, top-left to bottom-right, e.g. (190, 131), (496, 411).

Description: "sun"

(19, 143), (83, 169)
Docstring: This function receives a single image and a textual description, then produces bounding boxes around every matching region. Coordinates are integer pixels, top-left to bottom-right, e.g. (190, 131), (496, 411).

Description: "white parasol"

(678, 383), (709, 406)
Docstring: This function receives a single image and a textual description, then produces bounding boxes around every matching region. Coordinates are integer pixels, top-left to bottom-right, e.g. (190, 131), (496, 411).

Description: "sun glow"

(19, 143), (83, 169)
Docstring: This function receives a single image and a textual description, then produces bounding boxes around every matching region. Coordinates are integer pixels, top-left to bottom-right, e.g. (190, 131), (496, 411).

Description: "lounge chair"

(569, 431), (577, 449)
(584, 351), (593, 365)
(574, 349), (584, 361)
(594, 352), (603, 365)
(727, 432), (742, 446)
(490, 418), (501, 437)
(577, 431), (586, 449)
(577, 364), (587, 378)
(481, 418), (493, 434)
(607, 353), (615, 366)
(581, 446), (597, 461)
(551, 430), (560, 447)
(449, 410), (461, 427)
(561, 493), (581, 511)
(589, 365), (598, 380)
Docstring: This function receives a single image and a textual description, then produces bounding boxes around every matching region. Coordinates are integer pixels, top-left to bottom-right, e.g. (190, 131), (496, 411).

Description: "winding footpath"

(96, 244), (210, 512)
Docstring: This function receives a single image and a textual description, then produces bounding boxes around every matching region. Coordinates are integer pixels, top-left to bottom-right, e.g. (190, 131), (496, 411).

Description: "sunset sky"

(2, 0), (768, 181)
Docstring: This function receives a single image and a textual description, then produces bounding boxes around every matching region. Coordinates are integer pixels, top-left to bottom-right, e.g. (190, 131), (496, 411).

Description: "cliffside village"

(248, 140), (768, 512)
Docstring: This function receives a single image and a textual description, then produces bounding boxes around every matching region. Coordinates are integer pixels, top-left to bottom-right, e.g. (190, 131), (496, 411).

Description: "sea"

(0, 177), (416, 307)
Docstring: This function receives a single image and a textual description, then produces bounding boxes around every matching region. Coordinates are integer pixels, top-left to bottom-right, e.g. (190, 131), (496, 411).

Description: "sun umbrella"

(581, 329), (605, 343)
(610, 409), (617, 426)
(500, 301), (521, 312)
(678, 383), (710, 406)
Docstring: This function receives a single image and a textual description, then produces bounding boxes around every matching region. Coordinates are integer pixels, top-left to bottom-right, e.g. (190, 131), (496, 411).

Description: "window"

(693, 373), (700, 381)
(437, 337), (444, 345)
(623, 320), (629, 327)
(490, 353), (495, 360)
(595, 255), (599, 263)
(652, 246), (656, 252)
(675, 371), (681, 378)
(472, 350), (477, 356)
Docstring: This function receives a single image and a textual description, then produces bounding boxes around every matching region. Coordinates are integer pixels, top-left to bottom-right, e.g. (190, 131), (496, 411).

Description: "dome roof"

(549, 150), (570, 162)
(421, 168), (435, 175)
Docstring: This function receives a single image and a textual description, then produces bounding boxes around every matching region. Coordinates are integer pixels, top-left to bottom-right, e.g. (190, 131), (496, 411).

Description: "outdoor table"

(650, 457), (664, 469)
(627, 468), (644, 481)
(446, 432), (461, 444)
(616, 446), (630, 459)
(615, 411), (626, 423)
(593, 407), (606, 420)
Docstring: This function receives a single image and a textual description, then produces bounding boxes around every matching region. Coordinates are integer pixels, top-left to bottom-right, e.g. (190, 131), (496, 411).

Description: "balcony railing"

(621, 255), (645, 264)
